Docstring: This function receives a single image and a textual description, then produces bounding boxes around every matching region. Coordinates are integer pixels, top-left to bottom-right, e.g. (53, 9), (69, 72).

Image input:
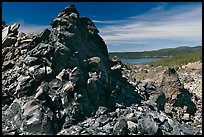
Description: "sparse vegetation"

(147, 53), (202, 67)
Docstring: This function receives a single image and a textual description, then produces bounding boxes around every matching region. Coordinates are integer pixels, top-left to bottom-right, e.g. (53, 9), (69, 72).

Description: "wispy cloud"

(7, 20), (51, 33)
(92, 20), (119, 24)
(19, 24), (51, 33)
(150, 2), (168, 11)
(96, 3), (202, 52)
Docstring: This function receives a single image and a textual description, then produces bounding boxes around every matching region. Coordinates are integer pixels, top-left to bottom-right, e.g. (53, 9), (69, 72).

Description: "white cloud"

(6, 20), (51, 33)
(19, 24), (51, 33)
(92, 20), (118, 24)
(96, 3), (202, 52)
(150, 2), (167, 11)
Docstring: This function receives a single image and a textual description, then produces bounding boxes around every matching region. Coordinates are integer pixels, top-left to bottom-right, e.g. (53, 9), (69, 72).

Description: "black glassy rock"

(2, 5), (201, 135)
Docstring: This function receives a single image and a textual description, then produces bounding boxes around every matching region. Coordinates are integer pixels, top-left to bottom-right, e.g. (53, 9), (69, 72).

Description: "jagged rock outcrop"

(2, 5), (201, 135)
(2, 5), (141, 135)
(160, 67), (196, 117)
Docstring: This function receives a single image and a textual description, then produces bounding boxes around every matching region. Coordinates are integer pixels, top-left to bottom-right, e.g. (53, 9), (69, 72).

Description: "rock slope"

(122, 64), (202, 134)
(2, 5), (202, 135)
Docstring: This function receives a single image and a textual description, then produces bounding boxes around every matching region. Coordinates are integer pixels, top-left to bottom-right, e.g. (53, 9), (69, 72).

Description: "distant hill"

(109, 46), (202, 59)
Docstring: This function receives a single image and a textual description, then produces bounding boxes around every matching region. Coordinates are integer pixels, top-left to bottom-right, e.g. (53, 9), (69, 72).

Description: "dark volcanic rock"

(2, 5), (141, 135)
(113, 118), (128, 135)
(160, 67), (196, 117)
(160, 67), (183, 101)
(2, 5), (201, 135)
(2, 20), (6, 29)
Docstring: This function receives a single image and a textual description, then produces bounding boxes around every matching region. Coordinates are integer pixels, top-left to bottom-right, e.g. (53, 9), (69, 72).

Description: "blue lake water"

(121, 58), (162, 64)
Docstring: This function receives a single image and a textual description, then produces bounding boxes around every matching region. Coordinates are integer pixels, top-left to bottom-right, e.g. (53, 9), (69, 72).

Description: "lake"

(121, 58), (162, 64)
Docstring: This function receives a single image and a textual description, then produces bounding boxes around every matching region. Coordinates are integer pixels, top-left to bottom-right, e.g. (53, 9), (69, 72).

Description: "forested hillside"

(109, 46), (202, 59)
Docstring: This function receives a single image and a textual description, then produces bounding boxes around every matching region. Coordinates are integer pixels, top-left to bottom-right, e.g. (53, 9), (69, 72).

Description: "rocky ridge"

(2, 5), (202, 135)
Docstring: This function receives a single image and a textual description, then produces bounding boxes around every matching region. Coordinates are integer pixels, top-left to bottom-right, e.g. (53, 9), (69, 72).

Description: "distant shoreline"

(121, 58), (162, 65)
(108, 46), (202, 59)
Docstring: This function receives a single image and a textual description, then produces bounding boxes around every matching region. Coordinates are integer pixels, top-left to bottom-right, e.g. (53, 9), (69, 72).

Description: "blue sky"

(2, 2), (202, 52)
